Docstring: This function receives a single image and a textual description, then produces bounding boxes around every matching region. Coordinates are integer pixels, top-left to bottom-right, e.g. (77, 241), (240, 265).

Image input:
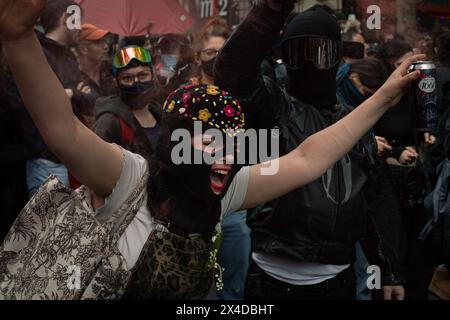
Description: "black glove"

(265, 0), (297, 11)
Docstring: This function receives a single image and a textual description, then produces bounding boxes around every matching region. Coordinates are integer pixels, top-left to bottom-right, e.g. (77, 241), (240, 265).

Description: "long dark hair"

(350, 58), (388, 90)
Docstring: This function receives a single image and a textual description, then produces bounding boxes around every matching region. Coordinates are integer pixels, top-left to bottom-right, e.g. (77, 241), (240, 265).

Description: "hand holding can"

(409, 61), (438, 132)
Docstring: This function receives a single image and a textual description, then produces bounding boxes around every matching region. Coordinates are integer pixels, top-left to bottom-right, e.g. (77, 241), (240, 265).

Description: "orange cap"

(80, 24), (109, 41)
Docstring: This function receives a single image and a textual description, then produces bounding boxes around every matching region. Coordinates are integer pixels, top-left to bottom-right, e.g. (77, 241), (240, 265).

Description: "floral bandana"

(163, 84), (245, 137)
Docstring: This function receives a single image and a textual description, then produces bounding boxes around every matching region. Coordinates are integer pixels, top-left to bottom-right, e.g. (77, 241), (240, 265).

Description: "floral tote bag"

(0, 170), (148, 300)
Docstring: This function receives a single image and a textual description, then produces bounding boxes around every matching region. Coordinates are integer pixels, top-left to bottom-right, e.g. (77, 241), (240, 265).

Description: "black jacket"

(38, 33), (98, 117)
(92, 96), (161, 159)
(427, 66), (450, 183)
(0, 69), (28, 241)
(215, 1), (403, 285)
(12, 33), (99, 163)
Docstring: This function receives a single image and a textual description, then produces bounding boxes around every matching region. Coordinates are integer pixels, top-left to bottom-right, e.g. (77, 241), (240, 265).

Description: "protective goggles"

(282, 36), (343, 70)
(112, 46), (152, 71)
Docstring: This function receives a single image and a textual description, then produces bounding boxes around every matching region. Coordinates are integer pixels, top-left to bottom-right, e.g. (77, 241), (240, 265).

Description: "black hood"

(283, 5), (341, 108)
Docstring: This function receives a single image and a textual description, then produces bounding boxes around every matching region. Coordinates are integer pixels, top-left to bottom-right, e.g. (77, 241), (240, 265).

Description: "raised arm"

(242, 54), (425, 209)
(215, 0), (294, 99)
(1, 1), (122, 197)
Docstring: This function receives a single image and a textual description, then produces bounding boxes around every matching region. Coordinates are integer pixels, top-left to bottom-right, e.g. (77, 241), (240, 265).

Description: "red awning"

(76, 0), (195, 36)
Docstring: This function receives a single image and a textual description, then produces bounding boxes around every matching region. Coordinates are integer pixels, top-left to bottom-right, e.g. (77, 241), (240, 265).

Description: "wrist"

(370, 90), (392, 111)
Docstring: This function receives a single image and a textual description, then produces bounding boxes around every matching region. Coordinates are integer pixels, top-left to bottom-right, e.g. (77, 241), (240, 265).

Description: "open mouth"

(210, 165), (231, 195)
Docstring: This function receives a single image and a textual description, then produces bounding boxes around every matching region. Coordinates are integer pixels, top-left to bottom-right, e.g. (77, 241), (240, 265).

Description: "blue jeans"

(355, 242), (372, 300)
(26, 158), (69, 198)
(217, 211), (251, 300)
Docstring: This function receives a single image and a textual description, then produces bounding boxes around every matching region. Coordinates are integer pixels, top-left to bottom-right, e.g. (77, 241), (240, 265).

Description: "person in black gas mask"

(92, 46), (162, 159)
(215, 0), (405, 299)
(283, 10), (341, 108)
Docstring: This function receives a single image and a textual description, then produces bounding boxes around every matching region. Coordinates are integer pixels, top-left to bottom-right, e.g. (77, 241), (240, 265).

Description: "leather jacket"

(215, 1), (404, 285)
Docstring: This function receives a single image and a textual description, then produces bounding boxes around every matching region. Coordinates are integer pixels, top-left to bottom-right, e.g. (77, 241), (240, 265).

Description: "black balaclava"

(283, 5), (342, 108)
(147, 84), (246, 235)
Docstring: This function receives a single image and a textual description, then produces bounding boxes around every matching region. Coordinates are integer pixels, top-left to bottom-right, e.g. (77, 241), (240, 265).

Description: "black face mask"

(286, 62), (339, 108)
(119, 81), (155, 109)
(201, 57), (217, 78)
(283, 5), (342, 108)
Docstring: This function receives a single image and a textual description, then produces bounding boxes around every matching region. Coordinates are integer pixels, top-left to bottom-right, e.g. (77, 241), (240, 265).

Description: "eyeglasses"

(201, 48), (220, 60)
(118, 71), (152, 85)
(113, 46), (152, 70)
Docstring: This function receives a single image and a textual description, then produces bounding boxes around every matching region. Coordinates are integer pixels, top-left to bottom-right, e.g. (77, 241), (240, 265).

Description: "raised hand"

(376, 54), (426, 108)
(0, 0), (47, 41)
(270, 0), (298, 4)
(265, 0), (298, 10)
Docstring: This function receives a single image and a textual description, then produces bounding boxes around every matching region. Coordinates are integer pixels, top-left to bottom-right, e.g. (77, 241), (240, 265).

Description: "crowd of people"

(0, 0), (449, 301)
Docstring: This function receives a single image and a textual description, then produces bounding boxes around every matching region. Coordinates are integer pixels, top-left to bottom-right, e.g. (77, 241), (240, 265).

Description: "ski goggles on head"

(282, 36), (343, 70)
(112, 46), (152, 72)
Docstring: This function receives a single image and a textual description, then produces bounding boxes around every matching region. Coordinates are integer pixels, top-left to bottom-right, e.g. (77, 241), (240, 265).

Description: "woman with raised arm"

(0, 0), (423, 299)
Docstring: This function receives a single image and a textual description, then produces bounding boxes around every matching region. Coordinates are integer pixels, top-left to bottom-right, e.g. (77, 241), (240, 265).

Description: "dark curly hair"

(192, 17), (231, 55)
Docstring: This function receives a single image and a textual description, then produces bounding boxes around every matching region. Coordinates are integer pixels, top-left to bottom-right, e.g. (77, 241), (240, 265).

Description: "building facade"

(178, 0), (343, 27)
(177, 0), (449, 37)
(353, 0), (450, 35)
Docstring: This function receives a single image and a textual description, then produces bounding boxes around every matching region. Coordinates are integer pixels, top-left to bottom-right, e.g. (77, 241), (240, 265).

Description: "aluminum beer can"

(409, 61), (438, 131)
